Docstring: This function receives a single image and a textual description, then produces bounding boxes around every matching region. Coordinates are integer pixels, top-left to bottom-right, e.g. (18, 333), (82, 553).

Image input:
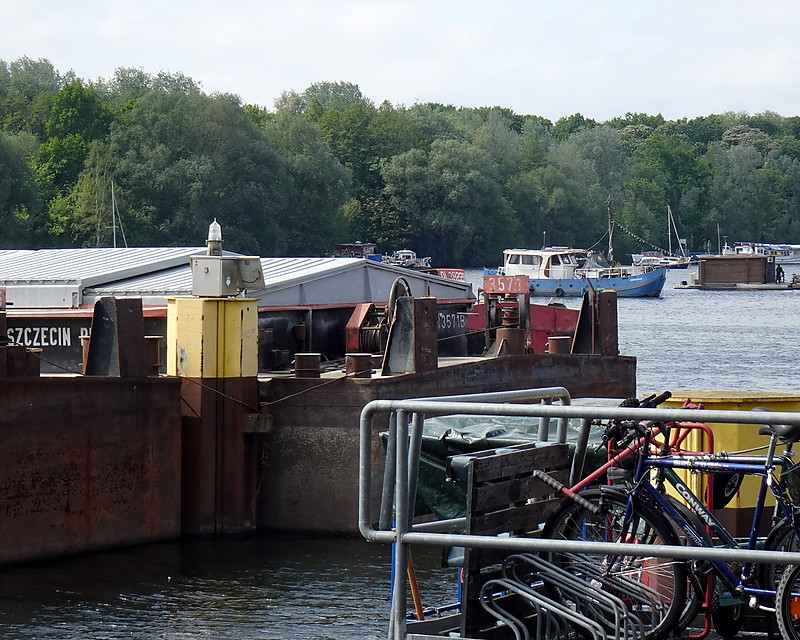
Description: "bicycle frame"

(624, 432), (800, 606)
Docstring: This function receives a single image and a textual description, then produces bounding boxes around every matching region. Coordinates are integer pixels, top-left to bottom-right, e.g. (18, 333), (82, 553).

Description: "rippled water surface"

(5, 265), (800, 639)
(0, 537), (456, 640)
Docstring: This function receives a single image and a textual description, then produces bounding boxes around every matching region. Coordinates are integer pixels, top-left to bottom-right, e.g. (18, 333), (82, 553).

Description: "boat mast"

(667, 206), (672, 256)
(606, 196), (614, 263)
(667, 205), (686, 257)
(111, 181), (117, 248)
(110, 181), (129, 248)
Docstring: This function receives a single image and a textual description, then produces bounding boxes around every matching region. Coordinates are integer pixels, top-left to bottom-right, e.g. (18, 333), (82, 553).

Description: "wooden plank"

(467, 498), (561, 538)
(470, 469), (568, 512)
(469, 442), (568, 483)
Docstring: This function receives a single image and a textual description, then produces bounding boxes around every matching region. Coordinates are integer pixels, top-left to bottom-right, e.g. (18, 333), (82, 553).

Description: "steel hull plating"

(528, 267), (667, 297)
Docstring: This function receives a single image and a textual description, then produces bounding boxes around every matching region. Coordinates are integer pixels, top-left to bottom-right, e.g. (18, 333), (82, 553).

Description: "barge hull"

(0, 377), (182, 565)
(256, 353), (636, 534)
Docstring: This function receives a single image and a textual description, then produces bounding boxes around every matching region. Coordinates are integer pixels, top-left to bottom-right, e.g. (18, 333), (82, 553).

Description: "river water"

(3, 265), (800, 639)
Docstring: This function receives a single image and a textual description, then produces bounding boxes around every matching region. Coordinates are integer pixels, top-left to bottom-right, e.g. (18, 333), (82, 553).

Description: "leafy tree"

(704, 144), (766, 240)
(369, 101), (425, 162)
(33, 133), (90, 205)
(27, 80), (116, 240)
(618, 125), (655, 155)
(778, 136), (800, 161)
(782, 116), (800, 138)
(516, 117), (555, 170)
(632, 133), (712, 248)
(617, 177), (667, 253)
(0, 61), (9, 100)
(536, 127), (630, 252)
(46, 80), (115, 140)
(94, 67), (154, 109)
(75, 89), (290, 253)
(552, 113), (597, 141)
(406, 103), (463, 144)
(260, 111), (351, 254)
(382, 139), (513, 265)
(722, 125), (775, 153)
(276, 81), (369, 116)
(770, 155), (800, 239)
(0, 131), (40, 245)
(345, 194), (412, 251)
(746, 111), (782, 137)
(685, 114), (728, 145)
(636, 133), (706, 201)
(504, 168), (548, 248)
(653, 120), (689, 138)
(8, 57), (61, 100)
(468, 109), (526, 180)
(605, 112), (665, 130)
(317, 100), (380, 195)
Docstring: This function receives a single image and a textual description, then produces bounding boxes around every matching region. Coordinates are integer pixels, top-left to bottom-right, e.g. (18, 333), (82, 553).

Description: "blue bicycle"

(541, 415), (800, 640)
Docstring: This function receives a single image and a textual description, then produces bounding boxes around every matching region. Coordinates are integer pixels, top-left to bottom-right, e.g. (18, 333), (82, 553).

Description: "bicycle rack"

(358, 388), (800, 640)
(502, 553), (646, 640)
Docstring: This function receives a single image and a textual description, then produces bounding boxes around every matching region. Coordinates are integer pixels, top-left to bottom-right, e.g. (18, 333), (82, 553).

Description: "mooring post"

(165, 220), (264, 536)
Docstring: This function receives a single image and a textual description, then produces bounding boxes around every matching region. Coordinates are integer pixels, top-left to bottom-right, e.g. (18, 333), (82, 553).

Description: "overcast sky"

(2, 0), (799, 122)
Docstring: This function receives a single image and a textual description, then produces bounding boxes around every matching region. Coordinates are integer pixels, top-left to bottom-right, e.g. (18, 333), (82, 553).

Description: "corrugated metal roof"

(0, 248), (474, 309)
(0, 247), (207, 285)
(86, 257), (363, 297)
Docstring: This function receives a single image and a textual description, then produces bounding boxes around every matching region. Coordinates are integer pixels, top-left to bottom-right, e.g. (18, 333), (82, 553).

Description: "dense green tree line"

(2, 56), (800, 266)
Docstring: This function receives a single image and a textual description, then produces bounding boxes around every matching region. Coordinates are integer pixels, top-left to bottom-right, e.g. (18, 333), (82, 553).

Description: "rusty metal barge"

(0, 227), (635, 566)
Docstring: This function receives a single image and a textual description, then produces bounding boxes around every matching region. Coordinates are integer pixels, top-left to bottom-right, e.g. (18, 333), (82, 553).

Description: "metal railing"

(358, 389), (800, 639)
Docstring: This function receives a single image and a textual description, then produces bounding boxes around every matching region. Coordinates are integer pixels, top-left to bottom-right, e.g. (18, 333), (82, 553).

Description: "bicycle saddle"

(755, 407), (800, 442)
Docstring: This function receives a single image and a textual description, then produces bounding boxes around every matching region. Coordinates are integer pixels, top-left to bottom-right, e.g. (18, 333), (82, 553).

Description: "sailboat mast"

(667, 206), (672, 255)
(111, 181), (118, 249)
(606, 196), (614, 263)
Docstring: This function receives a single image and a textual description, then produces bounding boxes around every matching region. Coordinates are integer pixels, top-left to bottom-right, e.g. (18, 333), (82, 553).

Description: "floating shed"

(678, 254), (798, 290)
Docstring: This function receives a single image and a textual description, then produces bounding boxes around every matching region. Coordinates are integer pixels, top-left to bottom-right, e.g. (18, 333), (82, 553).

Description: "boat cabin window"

(551, 255), (561, 266)
(505, 253), (540, 266)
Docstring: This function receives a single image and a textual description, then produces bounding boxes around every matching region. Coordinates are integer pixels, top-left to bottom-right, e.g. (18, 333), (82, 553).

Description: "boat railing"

(575, 266), (634, 279)
(358, 392), (800, 640)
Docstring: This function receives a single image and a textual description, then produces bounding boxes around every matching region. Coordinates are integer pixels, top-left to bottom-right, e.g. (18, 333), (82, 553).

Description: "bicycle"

(540, 409), (800, 640)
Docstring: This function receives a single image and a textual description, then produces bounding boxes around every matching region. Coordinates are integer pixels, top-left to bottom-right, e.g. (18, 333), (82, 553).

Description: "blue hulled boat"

(492, 247), (667, 298)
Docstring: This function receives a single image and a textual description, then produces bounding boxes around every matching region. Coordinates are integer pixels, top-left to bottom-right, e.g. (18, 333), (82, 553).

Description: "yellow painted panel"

(167, 297), (258, 378)
(658, 391), (800, 510)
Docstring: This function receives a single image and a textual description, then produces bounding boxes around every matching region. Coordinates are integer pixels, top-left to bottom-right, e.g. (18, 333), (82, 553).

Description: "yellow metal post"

(166, 297), (258, 378)
(166, 296), (260, 535)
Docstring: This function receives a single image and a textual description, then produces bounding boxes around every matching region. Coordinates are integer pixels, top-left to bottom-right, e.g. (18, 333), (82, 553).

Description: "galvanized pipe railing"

(357, 393), (800, 640)
(373, 387), (573, 538)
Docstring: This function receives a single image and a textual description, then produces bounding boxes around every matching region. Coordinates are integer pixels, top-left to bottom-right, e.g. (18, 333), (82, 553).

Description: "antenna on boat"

(542, 231), (547, 249)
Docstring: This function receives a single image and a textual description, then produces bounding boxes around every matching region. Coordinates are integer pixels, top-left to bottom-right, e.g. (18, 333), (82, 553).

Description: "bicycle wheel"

(661, 495), (711, 632)
(775, 563), (800, 639)
(541, 487), (687, 640)
(711, 578), (745, 638)
(763, 520), (800, 636)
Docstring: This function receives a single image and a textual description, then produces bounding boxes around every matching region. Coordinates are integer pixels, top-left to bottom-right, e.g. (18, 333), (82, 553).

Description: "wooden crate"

(448, 441), (569, 638)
